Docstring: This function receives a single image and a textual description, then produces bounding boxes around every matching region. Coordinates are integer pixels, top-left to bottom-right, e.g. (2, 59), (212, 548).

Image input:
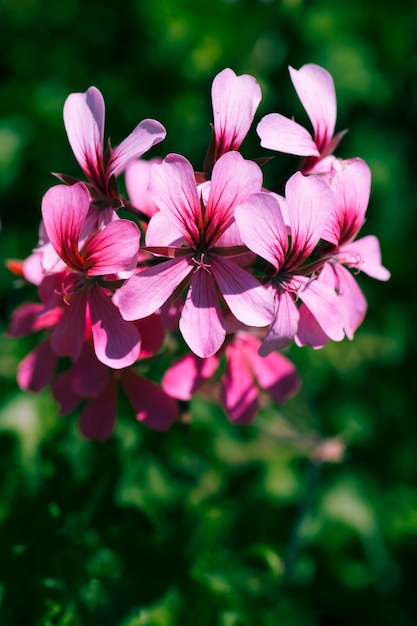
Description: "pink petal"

(135, 314), (165, 357)
(340, 236), (391, 281)
(294, 275), (344, 342)
(212, 68), (262, 159)
(41, 182), (90, 270)
(210, 255), (274, 327)
(257, 113), (320, 157)
(118, 257), (193, 320)
(108, 119), (166, 178)
(259, 288), (300, 355)
(294, 306), (331, 349)
(70, 343), (110, 398)
(80, 379), (117, 441)
(17, 339), (58, 392)
(52, 370), (82, 414)
(234, 192), (288, 270)
(63, 86), (105, 178)
(145, 211), (184, 247)
(125, 158), (162, 217)
(333, 264), (367, 339)
(122, 370), (179, 431)
(179, 269), (226, 357)
(162, 353), (219, 400)
(83, 218), (140, 276)
(289, 64), (336, 151)
(285, 172), (334, 268)
(148, 154), (201, 246)
(88, 284), (141, 369)
(7, 302), (62, 337)
(50, 290), (87, 360)
(204, 151), (263, 245)
(222, 342), (259, 424)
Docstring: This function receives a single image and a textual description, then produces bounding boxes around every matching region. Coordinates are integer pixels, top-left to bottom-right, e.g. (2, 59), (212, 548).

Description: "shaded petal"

(122, 370), (179, 431)
(63, 86), (105, 178)
(108, 119), (166, 178)
(80, 379), (117, 441)
(179, 269), (226, 357)
(50, 290), (87, 360)
(83, 218), (140, 276)
(204, 151), (263, 244)
(234, 192), (288, 270)
(259, 288), (299, 355)
(88, 284), (141, 369)
(212, 68), (262, 159)
(148, 154), (201, 245)
(52, 370), (82, 414)
(71, 343), (110, 398)
(162, 353), (219, 400)
(289, 64), (336, 151)
(340, 236), (391, 281)
(41, 182), (90, 270)
(257, 113), (320, 157)
(210, 255), (274, 327)
(285, 171), (334, 267)
(135, 314), (165, 357)
(118, 257), (192, 320)
(17, 339), (58, 392)
(222, 342), (259, 423)
(8, 302), (62, 337)
(295, 275), (344, 342)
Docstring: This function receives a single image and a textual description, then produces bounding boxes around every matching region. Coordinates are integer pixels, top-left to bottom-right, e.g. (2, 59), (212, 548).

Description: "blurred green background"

(0, 0), (416, 624)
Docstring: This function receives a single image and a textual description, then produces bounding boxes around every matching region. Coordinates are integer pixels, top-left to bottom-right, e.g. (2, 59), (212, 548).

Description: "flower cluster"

(8, 64), (390, 439)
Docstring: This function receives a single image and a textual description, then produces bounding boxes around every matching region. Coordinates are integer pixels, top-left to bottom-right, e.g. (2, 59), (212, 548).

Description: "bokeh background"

(0, 0), (416, 624)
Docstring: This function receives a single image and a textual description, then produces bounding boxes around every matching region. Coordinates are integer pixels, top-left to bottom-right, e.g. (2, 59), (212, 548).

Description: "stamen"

(192, 252), (212, 274)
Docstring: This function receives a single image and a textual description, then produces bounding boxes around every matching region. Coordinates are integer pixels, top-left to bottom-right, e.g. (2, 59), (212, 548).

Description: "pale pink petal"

(145, 211), (184, 247)
(122, 370), (179, 431)
(294, 275), (344, 342)
(118, 257), (193, 320)
(125, 158), (162, 217)
(210, 255), (274, 327)
(222, 342), (259, 423)
(204, 151), (263, 245)
(259, 288), (299, 355)
(257, 113), (320, 157)
(162, 353), (219, 400)
(88, 284), (141, 369)
(82, 218), (140, 276)
(63, 87), (105, 178)
(324, 158), (371, 244)
(17, 339), (58, 392)
(333, 264), (367, 339)
(294, 306), (330, 349)
(179, 269), (226, 358)
(80, 379), (117, 441)
(289, 64), (336, 151)
(234, 192), (288, 270)
(108, 119), (166, 178)
(148, 154), (201, 245)
(285, 172), (334, 267)
(22, 250), (44, 285)
(340, 236), (391, 281)
(212, 68), (262, 159)
(41, 182), (90, 270)
(50, 290), (87, 359)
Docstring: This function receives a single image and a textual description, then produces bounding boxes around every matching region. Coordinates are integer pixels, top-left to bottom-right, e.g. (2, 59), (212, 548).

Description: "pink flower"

(118, 151), (274, 358)
(41, 182), (141, 368)
(257, 64), (346, 176)
(162, 330), (299, 424)
(235, 172), (345, 354)
(62, 86), (166, 204)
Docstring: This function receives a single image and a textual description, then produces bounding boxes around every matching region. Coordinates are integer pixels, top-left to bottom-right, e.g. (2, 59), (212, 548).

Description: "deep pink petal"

(222, 342), (259, 424)
(88, 284), (141, 369)
(70, 343), (110, 398)
(179, 269), (226, 357)
(259, 288), (300, 355)
(17, 339), (58, 392)
(204, 151), (263, 244)
(108, 119), (166, 178)
(50, 290), (87, 360)
(63, 87), (105, 178)
(135, 314), (165, 357)
(7, 302), (62, 337)
(80, 379), (117, 441)
(148, 154), (201, 245)
(257, 113), (320, 157)
(52, 370), (82, 414)
(289, 64), (336, 151)
(122, 370), (179, 431)
(82, 218), (140, 276)
(285, 172), (334, 267)
(234, 192), (288, 270)
(210, 255), (274, 327)
(41, 182), (90, 270)
(162, 353), (219, 400)
(340, 236), (391, 281)
(212, 68), (262, 159)
(118, 257), (193, 320)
